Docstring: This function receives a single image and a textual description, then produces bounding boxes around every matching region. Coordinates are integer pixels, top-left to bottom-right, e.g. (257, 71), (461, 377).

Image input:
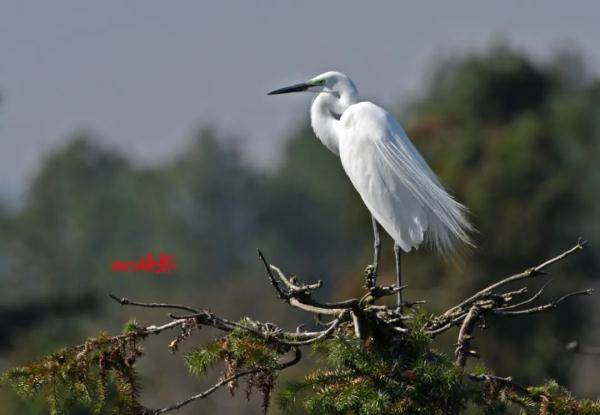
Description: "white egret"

(268, 71), (473, 308)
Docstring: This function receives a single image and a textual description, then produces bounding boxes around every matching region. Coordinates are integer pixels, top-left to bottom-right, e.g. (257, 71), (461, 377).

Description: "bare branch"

(455, 305), (481, 367)
(269, 264), (322, 293)
(279, 318), (342, 346)
(492, 289), (593, 316)
(257, 250), (357, 315)
(426, 314), (467, 337)
(495, 280), (553, 311)
(269, 264), (356, 309)
(442, 239), (586, 318)
(257, 249), (288, 299)
(109, 293), (200, 314)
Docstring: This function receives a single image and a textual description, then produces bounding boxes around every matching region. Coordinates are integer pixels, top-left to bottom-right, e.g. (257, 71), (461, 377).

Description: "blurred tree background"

(1, 44), (600, 414)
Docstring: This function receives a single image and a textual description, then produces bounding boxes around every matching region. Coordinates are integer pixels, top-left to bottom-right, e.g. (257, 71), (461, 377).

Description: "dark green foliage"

(422, 44), (554, 123)
(1, 332), (145, 414)
(275, 311), (600, 414)
(122, 319), (139, 335)
(185, 320), (291, 413)
(529, 381), (600, 415)
(185, 340), (222, 377)
(3, 312), (600, 414)
(278, 315), (464, 415)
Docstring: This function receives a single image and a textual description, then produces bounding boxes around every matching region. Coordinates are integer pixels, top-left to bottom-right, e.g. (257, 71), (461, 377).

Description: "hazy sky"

(1, 1), (600, 199)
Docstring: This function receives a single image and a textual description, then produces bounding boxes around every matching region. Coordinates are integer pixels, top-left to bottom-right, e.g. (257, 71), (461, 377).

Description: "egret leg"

(393, 244), (402, 311)
(371, 216), (382, 287)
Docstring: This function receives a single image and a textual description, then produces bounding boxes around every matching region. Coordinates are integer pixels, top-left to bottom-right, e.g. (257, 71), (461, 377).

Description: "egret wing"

(339, 102), (472, 254)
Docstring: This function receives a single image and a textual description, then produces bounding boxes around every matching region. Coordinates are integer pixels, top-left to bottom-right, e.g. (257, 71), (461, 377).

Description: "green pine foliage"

(185, 319), (291, 413)
(529, 380), (600, 415)
(3, 312), (600, 414)
(278, 313), (464, 415)
(275, 312), (600, 415)
(0, 331), (145, 415)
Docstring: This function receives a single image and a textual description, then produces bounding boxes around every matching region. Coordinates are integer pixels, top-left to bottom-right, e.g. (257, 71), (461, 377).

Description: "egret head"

(268, 71), (357, 98)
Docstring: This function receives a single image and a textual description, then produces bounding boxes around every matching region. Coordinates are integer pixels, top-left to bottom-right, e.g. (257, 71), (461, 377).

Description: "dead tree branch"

(455, 305), (481, 367)
(439, 238), (586, 322)
(427, 238), (592, 371)
(108, 294), (201, 314)
(427, 239), (589, 335)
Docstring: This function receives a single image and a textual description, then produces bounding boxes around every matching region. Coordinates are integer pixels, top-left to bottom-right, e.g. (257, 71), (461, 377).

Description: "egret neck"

(310, 84), (358, 156)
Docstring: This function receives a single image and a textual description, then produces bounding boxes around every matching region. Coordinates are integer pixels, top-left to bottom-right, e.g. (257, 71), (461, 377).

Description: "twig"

(167, 311), (249, 333)
(269, 264), (322, 293)
(269, 264), (355, 308)
(426, 314), (467, 337)
(258, 250), (356, 315)
(495, 280), (553, 311)
(492, 289), (593, 316)
(468, 373), (539, 402)
(442, 239), (586, 318)
(278, 318), (342, 345)
(152, 348), (302, 414)
(152, 369), (257, 414)
(257, 249), (286, 299)
(108, 294), (200, 314)
(70, 318), (192, 353)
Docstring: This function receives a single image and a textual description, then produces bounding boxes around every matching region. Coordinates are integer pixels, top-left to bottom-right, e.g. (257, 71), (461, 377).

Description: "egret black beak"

(267, 82), (311, 95)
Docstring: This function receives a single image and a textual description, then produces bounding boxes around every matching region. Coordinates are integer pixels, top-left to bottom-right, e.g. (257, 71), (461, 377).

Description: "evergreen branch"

(468, 373), (539, 402)
(167, 310), (252, 333)
(152, 348), (301, 414)
(153, 369), (258, 414)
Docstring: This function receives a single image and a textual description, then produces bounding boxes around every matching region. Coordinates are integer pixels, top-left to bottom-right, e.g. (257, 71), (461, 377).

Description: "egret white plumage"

(268, 71), (473, 308)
